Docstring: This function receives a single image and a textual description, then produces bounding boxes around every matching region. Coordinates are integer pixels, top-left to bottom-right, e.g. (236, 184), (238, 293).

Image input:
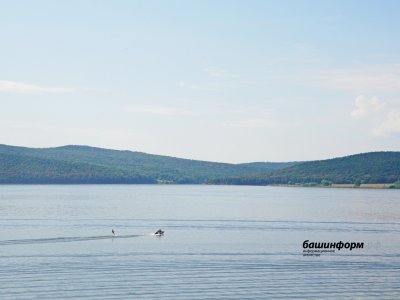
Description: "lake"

(0, 185), (399, 299)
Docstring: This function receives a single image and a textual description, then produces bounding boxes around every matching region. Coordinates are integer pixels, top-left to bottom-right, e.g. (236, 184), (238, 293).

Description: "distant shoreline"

(0, 182), (398, 189)
(272, 183), (397, 189)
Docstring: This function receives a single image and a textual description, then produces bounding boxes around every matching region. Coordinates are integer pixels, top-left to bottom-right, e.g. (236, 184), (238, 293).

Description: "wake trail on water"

(0, 234), (151, 246)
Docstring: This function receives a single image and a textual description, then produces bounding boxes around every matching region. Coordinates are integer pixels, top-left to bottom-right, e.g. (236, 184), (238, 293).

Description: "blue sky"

(1, 0), (399, 162)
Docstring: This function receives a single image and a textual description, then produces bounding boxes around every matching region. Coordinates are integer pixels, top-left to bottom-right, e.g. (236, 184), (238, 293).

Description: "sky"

(1, 0), (399, 163)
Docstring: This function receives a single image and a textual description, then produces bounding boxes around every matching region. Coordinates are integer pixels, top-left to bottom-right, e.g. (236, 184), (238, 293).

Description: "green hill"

(0, 152), (155, 184)
(0, 144), (293, 184)
(0, 145), (398, 185)
(239, 161), (300, 170)
(214, 152), (400, 185)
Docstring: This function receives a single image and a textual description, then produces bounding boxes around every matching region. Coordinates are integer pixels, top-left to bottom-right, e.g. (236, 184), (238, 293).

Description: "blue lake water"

(0, 185), (399, 299)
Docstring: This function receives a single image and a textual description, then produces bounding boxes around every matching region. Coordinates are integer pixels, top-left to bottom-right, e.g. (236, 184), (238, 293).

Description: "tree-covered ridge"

(0, 144), (294, 184)
(237, 161), (300, 170)
(0, 152), (155, 184)
(0, 145), (398, 185)
(213, 152), (400, 185)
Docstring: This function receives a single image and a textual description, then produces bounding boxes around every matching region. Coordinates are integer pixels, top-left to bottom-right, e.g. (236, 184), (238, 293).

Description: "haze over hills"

(0, 144), (398, 185)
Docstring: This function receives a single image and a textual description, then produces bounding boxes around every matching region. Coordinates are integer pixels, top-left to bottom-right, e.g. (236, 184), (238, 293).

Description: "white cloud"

(373, 110), (400, 137)
(351, 95), (385, 119)
(311, 65), (400, 92)
(350, 95), (400, 137)
(179, 81), (220, 92)
(0, 80), (74, 94)
(222, 106), (284, 129)
(204, 67), (238, 78)
(223, 118), (282, 129)
(127, 105), (194, 116)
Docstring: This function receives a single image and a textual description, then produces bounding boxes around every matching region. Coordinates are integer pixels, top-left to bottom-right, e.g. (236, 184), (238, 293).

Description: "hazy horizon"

(1, 1), (399, 163)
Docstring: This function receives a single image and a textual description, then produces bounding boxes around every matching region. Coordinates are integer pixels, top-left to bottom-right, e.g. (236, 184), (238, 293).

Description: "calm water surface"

(0, 185), (399, 299)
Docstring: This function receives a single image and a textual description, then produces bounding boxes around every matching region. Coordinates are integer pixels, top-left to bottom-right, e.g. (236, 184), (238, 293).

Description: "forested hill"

(213, 152), (400, 185)
(0, 145), (398, 184)
(0, 144), (294, 184)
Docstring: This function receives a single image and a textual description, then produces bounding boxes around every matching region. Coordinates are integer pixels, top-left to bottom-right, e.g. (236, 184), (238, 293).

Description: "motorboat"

(154, 229), (164, 236)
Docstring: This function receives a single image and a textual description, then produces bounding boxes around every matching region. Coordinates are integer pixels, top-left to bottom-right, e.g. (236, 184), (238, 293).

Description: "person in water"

(112, 229), (115, 236)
